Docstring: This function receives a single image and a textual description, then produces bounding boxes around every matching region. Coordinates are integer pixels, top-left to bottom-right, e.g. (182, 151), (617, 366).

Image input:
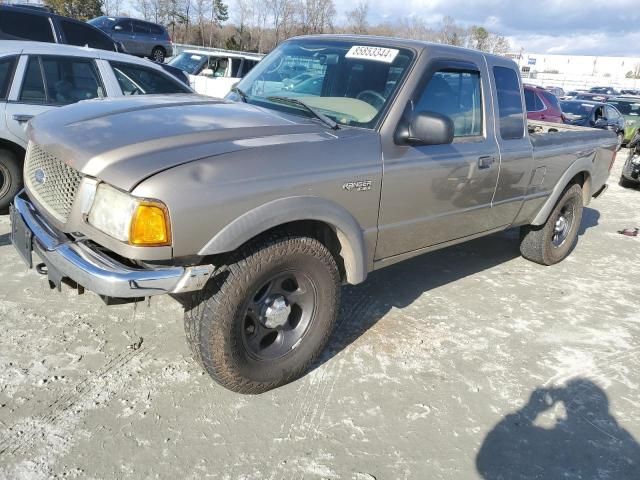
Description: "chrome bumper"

(11, 192), (213, 298)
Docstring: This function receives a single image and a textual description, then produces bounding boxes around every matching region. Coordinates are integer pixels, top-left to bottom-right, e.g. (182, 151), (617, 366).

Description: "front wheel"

(184, 233), (341, 394)
(620, 175), (637, 189)
(0, 149), (22, 213)
(520, 183), (584, 265)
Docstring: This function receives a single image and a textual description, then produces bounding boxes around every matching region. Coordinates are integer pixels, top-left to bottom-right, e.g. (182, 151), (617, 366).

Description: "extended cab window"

(0, 56), (17, 100)
(111, 62), (191, 95)
(416, 70), (482, 137)
(0, 11), (55, 42)
(493, 66), (525, 140)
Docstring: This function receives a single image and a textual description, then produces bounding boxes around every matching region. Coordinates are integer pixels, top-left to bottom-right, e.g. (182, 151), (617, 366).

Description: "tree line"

(42, 0), (511, 56)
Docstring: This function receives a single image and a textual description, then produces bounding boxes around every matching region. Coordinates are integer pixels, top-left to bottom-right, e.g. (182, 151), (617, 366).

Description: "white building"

(508, 52), (640, 91)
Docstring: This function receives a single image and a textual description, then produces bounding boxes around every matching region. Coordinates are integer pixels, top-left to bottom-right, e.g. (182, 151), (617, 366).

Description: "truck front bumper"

(10, 191), (213, 299)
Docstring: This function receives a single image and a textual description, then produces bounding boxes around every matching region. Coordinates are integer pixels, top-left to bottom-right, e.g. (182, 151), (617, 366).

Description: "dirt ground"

(0, 155), (639, 480)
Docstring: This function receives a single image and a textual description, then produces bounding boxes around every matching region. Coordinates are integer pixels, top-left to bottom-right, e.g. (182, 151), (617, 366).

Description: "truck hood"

(29, 94), (330, 191)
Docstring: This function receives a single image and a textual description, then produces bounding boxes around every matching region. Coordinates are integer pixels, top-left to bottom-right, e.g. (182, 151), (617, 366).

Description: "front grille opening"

(24, 143), (82, 223)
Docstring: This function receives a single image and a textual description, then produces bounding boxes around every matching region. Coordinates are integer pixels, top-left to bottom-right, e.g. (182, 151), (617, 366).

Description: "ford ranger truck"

(10, 36), (616, 393)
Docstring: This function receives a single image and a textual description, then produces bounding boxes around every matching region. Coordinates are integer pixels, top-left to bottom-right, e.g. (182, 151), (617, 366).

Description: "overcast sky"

(328, 0), (640, 56)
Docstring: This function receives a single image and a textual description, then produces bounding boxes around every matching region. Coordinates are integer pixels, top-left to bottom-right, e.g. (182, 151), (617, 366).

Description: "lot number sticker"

(346, 46), (400, 63)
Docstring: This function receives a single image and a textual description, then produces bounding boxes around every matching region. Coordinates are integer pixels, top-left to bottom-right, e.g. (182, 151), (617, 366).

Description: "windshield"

(168, 53), (206, 75)
(231, 40), (414, 128)
(607, 100), (640, 116)
(87, 16), (112, 28)
(561, 101), (595, 120)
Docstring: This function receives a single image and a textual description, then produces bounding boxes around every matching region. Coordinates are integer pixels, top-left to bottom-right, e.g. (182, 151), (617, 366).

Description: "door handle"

(13, 114), (33, 123)
(478, 155), (495, 169)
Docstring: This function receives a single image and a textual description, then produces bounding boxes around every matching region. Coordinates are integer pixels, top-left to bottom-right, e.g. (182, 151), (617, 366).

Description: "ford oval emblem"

(34, 168), (46, 185)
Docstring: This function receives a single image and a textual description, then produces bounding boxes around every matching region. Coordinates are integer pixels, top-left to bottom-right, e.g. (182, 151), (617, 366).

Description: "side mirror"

(402, 111), (455, 146)
(113, 25), (123, 31)
(594, 118), (607, 128)
(201, 68), (214, 77)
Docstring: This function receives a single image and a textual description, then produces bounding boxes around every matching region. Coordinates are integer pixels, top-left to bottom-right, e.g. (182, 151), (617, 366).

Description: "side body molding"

(199, 196), (369, 285)
(530, 155), (594, 226)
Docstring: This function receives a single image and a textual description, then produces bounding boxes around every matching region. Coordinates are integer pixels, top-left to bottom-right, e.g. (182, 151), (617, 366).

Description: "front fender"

(199, 196), (369, 284)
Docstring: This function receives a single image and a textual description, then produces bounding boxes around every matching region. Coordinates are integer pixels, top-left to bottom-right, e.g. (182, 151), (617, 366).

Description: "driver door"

(376, 59), (501, 260)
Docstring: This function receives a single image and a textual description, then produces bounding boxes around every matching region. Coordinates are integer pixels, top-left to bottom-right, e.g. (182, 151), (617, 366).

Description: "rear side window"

(132, 21), (150, 34)
(240, 60), (256, 77)
(41, 56), (103, 104)
(416, 69), (483, 137)
(0, 11), (55, 42)
(20, 56), (103, 105)
(493, 66), (525, 140)
(540, 90), (561, 111)
(60, 20), (116, 51)
(20, 57), (46, 103)
(149, 24), (164, 35)
(111, 62), (191, 95)
(0, 56), (17, 100)
(524, 88), (544, 112)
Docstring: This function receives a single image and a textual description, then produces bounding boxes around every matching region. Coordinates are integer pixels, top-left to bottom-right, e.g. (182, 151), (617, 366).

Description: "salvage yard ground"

(0, 156), (639, 479)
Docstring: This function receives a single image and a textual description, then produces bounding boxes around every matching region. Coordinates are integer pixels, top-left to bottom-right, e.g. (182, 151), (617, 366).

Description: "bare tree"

(346, 1), (368, 34)
(103, 0), (124, 15)
(299, 0), (335, 35)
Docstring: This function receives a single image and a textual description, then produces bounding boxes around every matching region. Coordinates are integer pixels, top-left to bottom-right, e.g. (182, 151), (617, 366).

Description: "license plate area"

(10, 205), (33, 268)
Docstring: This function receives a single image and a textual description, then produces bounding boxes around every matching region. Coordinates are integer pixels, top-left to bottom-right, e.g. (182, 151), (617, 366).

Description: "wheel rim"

(241, 270), (317, 361)
(552, 203), (575, 247)
(0, 162), (11, 200)
(154, 49), (164, 62)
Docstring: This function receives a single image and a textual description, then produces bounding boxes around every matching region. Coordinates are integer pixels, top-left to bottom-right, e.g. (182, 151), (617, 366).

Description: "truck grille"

(24, 143), (82, 223)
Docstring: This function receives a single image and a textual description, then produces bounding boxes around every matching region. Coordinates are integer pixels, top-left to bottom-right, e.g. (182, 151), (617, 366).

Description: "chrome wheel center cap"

(262, 296), (291, 329)
(555, 216), (567, 233)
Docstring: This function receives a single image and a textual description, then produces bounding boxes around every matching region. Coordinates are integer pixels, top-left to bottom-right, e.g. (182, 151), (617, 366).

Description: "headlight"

(88, 183), (171, 246)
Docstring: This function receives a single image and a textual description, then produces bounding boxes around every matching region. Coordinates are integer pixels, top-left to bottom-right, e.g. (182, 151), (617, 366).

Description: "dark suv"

(89, 16), (173, 62)
(0, 5), (118, 52)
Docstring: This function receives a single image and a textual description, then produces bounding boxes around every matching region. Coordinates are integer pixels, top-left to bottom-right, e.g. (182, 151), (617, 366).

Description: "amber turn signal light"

(129, 202), (171, 246)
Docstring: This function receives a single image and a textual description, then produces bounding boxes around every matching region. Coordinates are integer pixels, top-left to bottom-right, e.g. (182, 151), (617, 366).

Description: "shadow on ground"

(318, 208), (600, 367)
(0, 233), (10, 247)
(476, 378), (640, 479)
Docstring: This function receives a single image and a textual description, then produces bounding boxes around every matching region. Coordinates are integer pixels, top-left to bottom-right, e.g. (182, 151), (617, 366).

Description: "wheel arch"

(0, 138), (26, 163)
(531, 160), (593, 226)
(199, 196), (369, 285)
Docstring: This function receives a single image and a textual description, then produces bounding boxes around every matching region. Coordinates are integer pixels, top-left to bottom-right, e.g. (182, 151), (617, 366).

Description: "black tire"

(520, 183), (584, 266)
(184, 232), (341, 394)
(619, 175), (637, 189)
(0, 149), (22, 213)
(151, 47), (166, 63)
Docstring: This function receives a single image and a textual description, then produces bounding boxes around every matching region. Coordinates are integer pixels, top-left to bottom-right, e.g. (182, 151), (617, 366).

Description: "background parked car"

(606, 97), (640, 145)
(88, 16), (173, 62)
(0, 4), (120, 52)
(0, 41), (193, 211)
(574, 92), (615, 102)
(524, 84), (564, 123)
(589, 86), (619, 95)
(544, 86), (565, 97)
(561, 99), (625, 149)
(168, 49), (263, 97)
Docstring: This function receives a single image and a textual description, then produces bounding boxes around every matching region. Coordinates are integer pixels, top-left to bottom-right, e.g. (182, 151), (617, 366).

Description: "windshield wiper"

(231, 85), (248, 103)
(266, 96), (339, 130)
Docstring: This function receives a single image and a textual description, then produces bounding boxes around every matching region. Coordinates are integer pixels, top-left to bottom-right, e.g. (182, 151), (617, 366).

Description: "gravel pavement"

(0, 154), (639, 479)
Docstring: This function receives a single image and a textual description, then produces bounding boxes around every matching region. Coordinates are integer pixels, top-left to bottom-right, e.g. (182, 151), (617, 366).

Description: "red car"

(524, 84), (564, 123)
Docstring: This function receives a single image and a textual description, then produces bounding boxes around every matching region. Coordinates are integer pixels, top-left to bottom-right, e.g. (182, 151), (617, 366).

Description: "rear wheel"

(0, 149), (22, 213)
(184, 233), (341, 394)
(520, 183), (584, 265)
(620, 175), (637, 189)
(151, 46), (166, 63)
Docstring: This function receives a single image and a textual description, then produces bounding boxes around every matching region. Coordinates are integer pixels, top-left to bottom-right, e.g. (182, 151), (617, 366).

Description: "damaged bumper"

(10, 191), (213, 299)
